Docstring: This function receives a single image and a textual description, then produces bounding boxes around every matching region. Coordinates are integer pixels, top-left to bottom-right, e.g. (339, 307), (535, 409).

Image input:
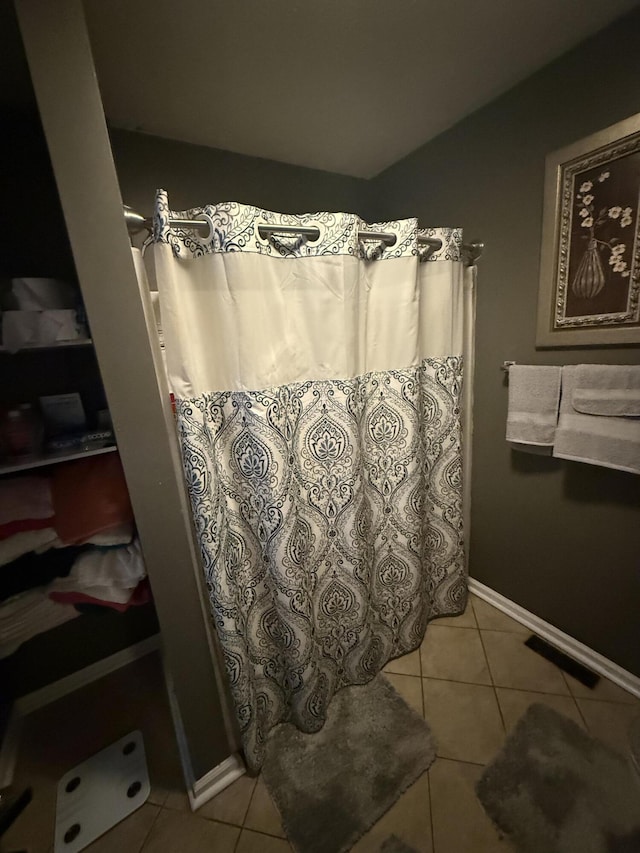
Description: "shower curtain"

(149, 189), (473, 770)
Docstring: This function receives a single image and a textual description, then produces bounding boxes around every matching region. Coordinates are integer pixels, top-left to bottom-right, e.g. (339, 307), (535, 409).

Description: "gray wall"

(372, 9), (640, 674)
(109, 128), (369, 221)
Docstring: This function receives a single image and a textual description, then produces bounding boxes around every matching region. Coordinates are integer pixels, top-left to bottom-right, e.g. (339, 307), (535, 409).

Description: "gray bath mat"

(477, 703), (640, 853)
(262, 674), (436, 853)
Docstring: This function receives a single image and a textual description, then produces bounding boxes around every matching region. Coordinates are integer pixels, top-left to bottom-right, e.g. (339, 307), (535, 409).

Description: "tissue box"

(2, 310), (85, 350)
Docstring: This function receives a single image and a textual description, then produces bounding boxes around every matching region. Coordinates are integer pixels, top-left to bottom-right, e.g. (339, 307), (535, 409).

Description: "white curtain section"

(148, 189), (474, 771)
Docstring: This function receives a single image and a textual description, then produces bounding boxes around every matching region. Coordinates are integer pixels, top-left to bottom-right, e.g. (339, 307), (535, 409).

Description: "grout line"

(239, 826), (290, 842)
(418, 671), (605, 702)
(427, 758), (436, 853)
(475, 625), (507, 734)
(467, 596), (479, 629)
(571, 696), (590, 731)
(238, 776), (258, 828)
(138, 802), (163, 853)
(570, 694), (639, 707)
(571, 694), (591, 732)
(435, 753), (487, 767)
(233, 825), (243, 853)
(559, 669), (632, 709)
(419, 634), (425, 718)
(241, 776), (260, 830)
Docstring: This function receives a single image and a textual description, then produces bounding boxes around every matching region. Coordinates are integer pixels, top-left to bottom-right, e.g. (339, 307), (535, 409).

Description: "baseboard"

(14, 633), (162, 717)
(161, 663), (245, 811)
(189, 753), (246, 811)
(468, 578), (640, 699)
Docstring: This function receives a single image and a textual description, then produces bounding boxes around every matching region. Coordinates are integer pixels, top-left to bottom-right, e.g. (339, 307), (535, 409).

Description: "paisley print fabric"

(176, 357), (464, 770)
(150, 190), (471, 771)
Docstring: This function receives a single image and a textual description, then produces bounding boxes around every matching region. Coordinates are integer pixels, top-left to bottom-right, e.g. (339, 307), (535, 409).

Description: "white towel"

(0, 589), (79, 658)
(553, 366), (640, 475)
(48, 539), (145, 598)
(0, 527), (58, 567)
(506, 365), (561, 454)
(0, 476), (53, 525)
(572, 364), (640, 417)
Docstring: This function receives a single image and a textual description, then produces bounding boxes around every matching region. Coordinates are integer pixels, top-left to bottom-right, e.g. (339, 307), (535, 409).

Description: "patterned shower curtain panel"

(151, 191), (468, 770)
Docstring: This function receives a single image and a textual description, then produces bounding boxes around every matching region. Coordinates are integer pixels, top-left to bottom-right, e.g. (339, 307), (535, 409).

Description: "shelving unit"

(0, 338), (92, 354)
(0, 443), (116, 475)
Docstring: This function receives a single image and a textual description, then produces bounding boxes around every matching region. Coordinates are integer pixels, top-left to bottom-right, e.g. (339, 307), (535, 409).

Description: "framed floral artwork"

(536, 112), (640, 347)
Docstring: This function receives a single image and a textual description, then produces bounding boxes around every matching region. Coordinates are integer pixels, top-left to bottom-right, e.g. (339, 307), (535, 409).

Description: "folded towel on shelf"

(0, 515), (54, 540)
(50, 578), (151, 612)
(0, 545), (85, 602)
(506, 365), (561, 455)
(572, 364), (640, 417)
(47, 538), (145, 598)
(51, 452), (134, 544)
(553, 366), (640, 475)
(0, 527), (58, 567)
(0, 475), (54, 526)
(0, 588), (79, 658)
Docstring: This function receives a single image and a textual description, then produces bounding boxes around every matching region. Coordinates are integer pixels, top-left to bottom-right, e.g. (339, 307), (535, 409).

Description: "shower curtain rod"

(124, 206), (484, 263)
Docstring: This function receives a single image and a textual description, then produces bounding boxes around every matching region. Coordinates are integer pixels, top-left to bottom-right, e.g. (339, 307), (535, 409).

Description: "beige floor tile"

(472, 597), (528, 634)
(236, 828), (292, 852)
(431, 596), (477, 628)
(423, 679), (505, 765)
(563, 671), (640, 704)
(575, 698), (639, 756)
(495, 688), (585, 733)
(385, 672), (424, 716)
(0, 770), (57, 853)
(430, 758), (511, 853)
(244, 776), (286, 838)
(147, 785), (170, 807)
(420, 625), (491, 685)
(86, 803), (160, 852)
(141, 808), (239, 852)
(162, 787), (190, 811)
(197, 773), (257, 826)
(351, 771), (432, 853)
(384, 647), (422, 676)
(481, 630), (569, 694)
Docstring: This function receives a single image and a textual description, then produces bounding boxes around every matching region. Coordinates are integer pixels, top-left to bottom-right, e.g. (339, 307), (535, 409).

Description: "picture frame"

(536, 112), (640, 348)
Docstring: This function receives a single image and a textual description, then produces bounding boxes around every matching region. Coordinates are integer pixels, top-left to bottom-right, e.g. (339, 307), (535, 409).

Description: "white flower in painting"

(579, 208), (590, 218)
(613, 260), (628, 273)
(620, 207), (633, 228)
(621, 270), (630, 277)
(598, 171), (610, 182)
(581, 217), (593, 228)
(608, 206), (622, 219)
(580, 181), (593, 192)
(583, 194), (594, 205)
(611, 244), (626, 256)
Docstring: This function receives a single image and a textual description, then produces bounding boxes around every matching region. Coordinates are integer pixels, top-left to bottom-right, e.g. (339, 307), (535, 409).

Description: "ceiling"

(84, 0), (639, 179)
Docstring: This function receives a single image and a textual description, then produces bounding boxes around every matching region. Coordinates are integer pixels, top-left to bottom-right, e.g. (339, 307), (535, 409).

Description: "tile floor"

(3, 594), (638, 852)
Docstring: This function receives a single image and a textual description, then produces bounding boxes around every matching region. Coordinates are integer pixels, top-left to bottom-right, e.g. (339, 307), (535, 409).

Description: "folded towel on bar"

(572, 364), (640, 417)
(506, 365), (561, 455)
(553, 365), (640, 475)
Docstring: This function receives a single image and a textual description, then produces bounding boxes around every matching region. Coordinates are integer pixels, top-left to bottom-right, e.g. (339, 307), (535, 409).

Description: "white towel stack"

(553, 365), (640, 475)
(506, 365), (562, 455)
